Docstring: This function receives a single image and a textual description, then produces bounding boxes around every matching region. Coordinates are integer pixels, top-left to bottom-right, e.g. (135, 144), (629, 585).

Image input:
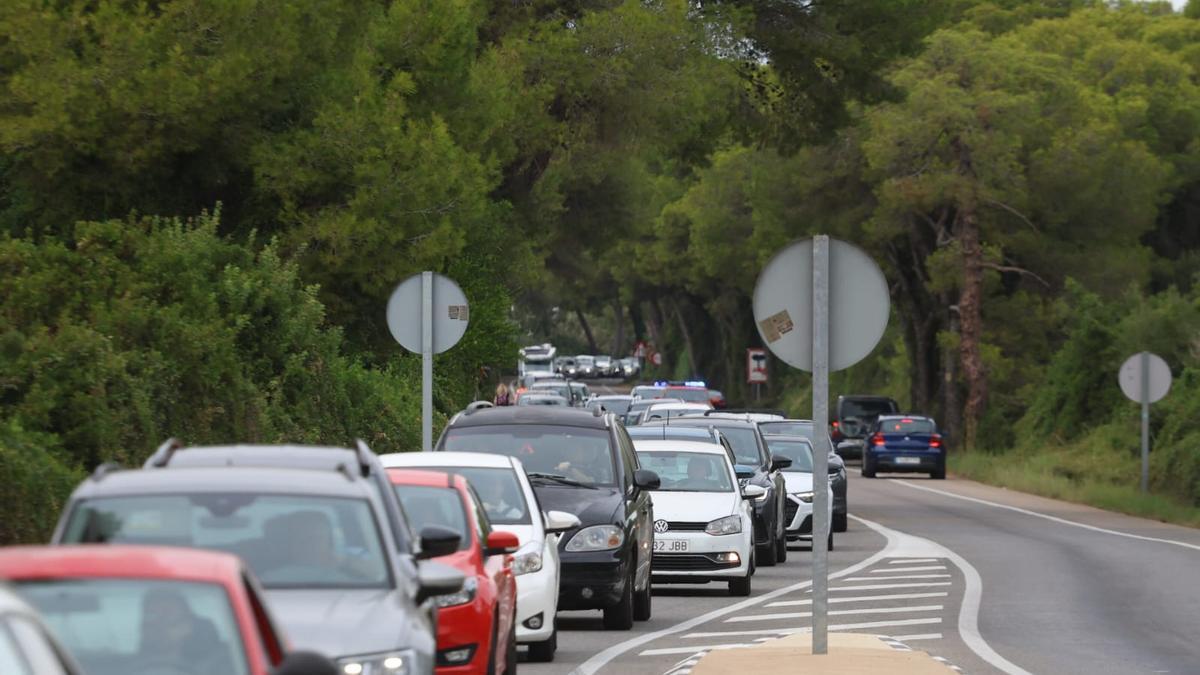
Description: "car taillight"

(929, 434), (942, 448)
(831, 421), (842, 441)
(872, 433), (885, 447)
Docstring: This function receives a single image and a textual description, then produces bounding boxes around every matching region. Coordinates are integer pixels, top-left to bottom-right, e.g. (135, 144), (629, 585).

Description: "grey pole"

(422, 271), (434, 453)
(1140, 351), (1150, 493)
(811, 235), (830, 654)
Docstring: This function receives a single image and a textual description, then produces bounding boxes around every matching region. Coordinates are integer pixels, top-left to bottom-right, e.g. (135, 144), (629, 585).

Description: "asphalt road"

(520, 462), (1200, 675)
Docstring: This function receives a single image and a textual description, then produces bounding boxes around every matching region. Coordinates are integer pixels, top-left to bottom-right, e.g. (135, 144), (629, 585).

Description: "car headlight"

(511, 545), (543, 576)
(435, 576), (477, 608)
(565, 525), (624, 552)
(338, 649), (416, 675)
(794, 491), (814, 504)
(705, 515), (742, 535)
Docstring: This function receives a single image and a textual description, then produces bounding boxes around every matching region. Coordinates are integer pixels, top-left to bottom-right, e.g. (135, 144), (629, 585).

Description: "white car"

(640, 401), (712, 424)
(379, 451), (580, 661)
(631, 440), (760, 596)
(765, 440), (835, 549)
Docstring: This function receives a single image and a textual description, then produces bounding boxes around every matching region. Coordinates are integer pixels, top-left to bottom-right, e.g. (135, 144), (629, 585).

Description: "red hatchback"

(0, 545), (335, 675)
(389, 469), (519, 675)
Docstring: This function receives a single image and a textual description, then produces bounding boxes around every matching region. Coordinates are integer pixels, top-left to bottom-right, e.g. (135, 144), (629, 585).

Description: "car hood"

(265, 588), (418, 659)
(781, 472), (814, 494)
(649, 491), (738, 522)
(534, 486), (620, 527)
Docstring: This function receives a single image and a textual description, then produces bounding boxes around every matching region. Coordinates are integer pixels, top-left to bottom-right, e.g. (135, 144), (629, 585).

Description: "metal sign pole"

(811, 235), (830, 654)
(421, 271), (434, 453)
(1140, 351), (1149, 493)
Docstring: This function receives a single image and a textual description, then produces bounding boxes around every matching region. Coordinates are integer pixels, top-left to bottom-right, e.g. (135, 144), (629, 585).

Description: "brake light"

(872, 433), (885, 447)
(929, 434), (942, 448)
(832, 421), (839, 429)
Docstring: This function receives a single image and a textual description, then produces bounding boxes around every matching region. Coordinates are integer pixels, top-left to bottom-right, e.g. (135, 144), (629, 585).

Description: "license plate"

(653, 539), (688, 552)
(895, 457), (920, 465)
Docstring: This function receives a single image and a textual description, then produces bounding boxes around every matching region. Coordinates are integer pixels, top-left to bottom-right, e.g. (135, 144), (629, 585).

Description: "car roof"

(631, 440), (728, 455)
(761, 434), (813, 444)
(154, 444), (365, 471)
(646, 401), (710, 410)
(380, 451), (518, 470)
(0, 545), (244, 584)
(73, 465), (373, 499)
(627, 426), (713, 438)
(386, 468), (467, 491)
(594, 394), (631, 400)
(530, 381), (568, 387)
(449, 405), (610, 429)
(877, 414), (935, 422)
(657, 417), (759, 430)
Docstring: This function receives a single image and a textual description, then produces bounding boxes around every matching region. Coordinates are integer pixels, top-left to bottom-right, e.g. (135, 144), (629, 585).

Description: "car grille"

(794, 515), (812, 535)
(653, 553), (740, 571)
(784, 500), (800, 528)
(752, 512), (768, 543)
(664, 521), (707, 532)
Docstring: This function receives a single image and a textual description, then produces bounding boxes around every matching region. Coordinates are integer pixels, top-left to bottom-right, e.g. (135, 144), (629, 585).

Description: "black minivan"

(437, 406), (660, 630)
(831, 395), (900, 459)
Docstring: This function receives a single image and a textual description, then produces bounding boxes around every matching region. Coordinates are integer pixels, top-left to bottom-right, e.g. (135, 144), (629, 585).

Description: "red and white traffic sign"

(747, 348), (768, 384)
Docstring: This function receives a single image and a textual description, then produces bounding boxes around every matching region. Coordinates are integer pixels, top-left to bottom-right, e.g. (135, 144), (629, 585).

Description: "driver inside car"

(138, 587), (234, 674)
(555, 443), (598, 484)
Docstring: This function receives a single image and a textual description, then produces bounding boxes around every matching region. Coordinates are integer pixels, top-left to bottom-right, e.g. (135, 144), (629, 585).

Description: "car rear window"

(393, 486), (469, 550)
(841, 399), (898, 419)
(61, 495), (390, 590)
(441, 425), (617, 487)
(878, 418), (936, 434)
(667, 388), (711, 404)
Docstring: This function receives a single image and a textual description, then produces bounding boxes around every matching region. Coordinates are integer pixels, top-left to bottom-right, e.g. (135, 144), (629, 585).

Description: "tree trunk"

(942, 296), (962, 450)
(611, 299), (626, 356)
(957, 208), (987, 451)
(670, 297), (699, 378)
(576, 308), (599, 354)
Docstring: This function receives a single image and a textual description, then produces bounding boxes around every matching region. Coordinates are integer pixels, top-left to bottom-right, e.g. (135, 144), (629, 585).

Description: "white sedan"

(632, 440), (760, 596)
(763, 437), (835, 549)
(379, 451), (579, 662)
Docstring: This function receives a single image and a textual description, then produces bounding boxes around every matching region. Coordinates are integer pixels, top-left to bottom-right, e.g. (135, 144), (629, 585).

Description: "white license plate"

(654, 539), (689, 553)
(895, 457), (921, 465)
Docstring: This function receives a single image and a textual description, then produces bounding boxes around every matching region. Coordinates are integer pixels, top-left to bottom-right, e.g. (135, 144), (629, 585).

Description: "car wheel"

(603, 569), (635, 630)
(775, 530), (787, 563)
(832, 512), (848, 533)
(526, 629), (556, 663)
(729, 568), (752, 596)
(757, 523), (779, 567)
(633, 562), (652, 621)
(827, 531), (835, 552)
(861, 457), (876, 478)
(932, 464), (946, 480)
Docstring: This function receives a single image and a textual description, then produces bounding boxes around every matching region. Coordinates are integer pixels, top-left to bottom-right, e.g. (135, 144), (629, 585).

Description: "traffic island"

(690, 633), (958, 674)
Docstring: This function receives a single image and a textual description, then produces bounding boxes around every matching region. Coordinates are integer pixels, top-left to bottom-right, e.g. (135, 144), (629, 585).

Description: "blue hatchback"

(861, 415), (945, 479)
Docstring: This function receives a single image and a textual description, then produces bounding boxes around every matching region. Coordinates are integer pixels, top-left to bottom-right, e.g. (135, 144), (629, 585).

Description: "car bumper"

(557, 552), (629, 610)
(836, 440), (865, 459)
(436, 599), (492, 674)
(869, 451), (944, 472)
(783, 493), (831, 540)
(514, 561), (557, 643)
(651, 530), (752, 582)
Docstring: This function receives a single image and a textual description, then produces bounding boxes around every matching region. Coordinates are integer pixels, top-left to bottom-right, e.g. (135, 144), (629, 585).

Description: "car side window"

(615, 428), (637, 491)
(466, 487), (492, 542)
(243, 574), (285, 667)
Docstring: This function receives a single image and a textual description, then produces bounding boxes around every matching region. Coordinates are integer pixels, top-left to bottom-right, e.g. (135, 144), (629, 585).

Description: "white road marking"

(639, 644), (754, 657)
(890, 633), (943, 641)
(894, 480), (1200, 552)
(830, 581), (952, 591)
(766, 591), (948, 607)
(683, 617), (943, 640)
(890, 558), (940, 564)
(853, 515), (1034, 675)
(725, 605), (943, 623)
(845, 573), (951, 581)
(873, 565), (946, 573)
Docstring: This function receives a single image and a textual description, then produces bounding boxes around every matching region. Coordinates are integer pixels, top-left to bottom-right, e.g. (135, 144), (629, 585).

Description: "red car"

(388, 469), (519, 675)
(0, 546), (335, 675)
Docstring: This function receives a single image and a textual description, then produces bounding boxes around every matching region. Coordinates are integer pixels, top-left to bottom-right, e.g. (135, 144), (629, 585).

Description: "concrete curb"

(689, 633), (959, 674)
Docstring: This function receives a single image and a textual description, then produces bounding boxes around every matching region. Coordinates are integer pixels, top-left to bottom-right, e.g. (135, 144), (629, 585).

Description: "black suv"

(831, 395), (899, 459)
(644, 417), (790, 566)
(437, 406), (660, 630)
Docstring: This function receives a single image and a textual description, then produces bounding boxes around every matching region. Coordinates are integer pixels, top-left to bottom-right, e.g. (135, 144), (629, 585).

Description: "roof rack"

(704, 408), (787, 418)
(144, 438), (184, 468)
(91, 461), (123, 481)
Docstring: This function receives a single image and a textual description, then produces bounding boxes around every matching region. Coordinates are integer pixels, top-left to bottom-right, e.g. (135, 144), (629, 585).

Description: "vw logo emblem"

(653, 519), (669, 533)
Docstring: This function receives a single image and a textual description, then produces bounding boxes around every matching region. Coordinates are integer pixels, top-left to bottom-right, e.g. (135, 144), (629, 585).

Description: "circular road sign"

(752, 238), (889, 372)
(1118, 352), (1171, 404)
(386, 272), (470, 354)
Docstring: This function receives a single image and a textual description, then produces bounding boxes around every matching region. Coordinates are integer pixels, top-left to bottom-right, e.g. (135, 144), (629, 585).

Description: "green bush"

(0, 421), (84, 544)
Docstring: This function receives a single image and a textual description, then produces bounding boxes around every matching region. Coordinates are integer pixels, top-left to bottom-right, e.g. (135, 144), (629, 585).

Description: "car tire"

(757, 532), (778, 567)
(827, 531), (835, 552)
(932, 464), (946, 480)
(603, 569), (635, 630)
(526, 629), (556, 663)
(729, 568), (752, 596)
(861, 457), (876, 478)
(775, 530), (787, 563)
(832, 512), (848, 533)
(633, 564), (652, 621)
(504, 621), (518, 675)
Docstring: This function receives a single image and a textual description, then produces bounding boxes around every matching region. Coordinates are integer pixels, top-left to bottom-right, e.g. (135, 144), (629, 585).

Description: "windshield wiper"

(526, 472), (598, 489)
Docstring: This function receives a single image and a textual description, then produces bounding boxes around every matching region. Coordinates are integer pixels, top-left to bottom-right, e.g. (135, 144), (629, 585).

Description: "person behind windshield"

(475, 473), (523, 520)
(684, 456), (715, 488)
(555, 443), (597, 483)
(139, 588), (234, 674)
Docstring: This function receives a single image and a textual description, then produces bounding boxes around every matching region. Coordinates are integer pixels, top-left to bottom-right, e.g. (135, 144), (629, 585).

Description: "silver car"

(0, 584), (83, 675)
(52, 443), (464, 675)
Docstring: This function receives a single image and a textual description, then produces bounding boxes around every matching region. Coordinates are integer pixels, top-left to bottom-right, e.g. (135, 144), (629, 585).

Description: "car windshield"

(637, 451), (733, 493)
(531, 383), (572, 399)
(19, 578), (248, 675)
(631, 386), (666, 399)
(442, 425), (616, 487)
(518, 395), (568, 406)
(709, 426), (762, 466)
(393, 485), (469, 550)
(765, 438), (815, 472)
(878, 418), (937, 434)
(841, 399), (897, 419)
(590, 398), (632, 414)
(667, 388), (711, 404)
(421, 467), (531, 525)
(758, 421), (814, 438)
(61, 495), (390, 589)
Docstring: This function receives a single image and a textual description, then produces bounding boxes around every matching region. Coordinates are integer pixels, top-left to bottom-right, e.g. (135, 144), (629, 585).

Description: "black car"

(831, 395), (900, 459)
(863, 415), (946, 479)
(758, 420), (849, 533)
(436, 406), (660, 630)
(643, 417), (790, 566)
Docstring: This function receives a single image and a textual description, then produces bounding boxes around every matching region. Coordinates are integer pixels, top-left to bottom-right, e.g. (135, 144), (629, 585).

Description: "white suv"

(379, 452), (579, 661)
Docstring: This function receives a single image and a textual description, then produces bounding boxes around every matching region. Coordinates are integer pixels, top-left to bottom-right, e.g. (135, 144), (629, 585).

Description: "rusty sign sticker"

(758, 309), (794, 343)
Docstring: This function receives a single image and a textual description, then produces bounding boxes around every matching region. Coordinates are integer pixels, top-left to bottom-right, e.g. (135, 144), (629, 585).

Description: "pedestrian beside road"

(494, 383), (515, 406)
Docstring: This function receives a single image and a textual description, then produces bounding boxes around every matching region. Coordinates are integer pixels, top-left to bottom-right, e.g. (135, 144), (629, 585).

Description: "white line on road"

(725, 605), (943, 623)
(889, 558), (940, 564)
(639, 644), (754, 657)
(766, 591), (948, 608)
(889, 633), (943, 641)
(683, 617), (943, 640)
(872, 565), (946, 573)
(845, 573), (951, 581)
(829, 581), (951, 591)
(894, 480), (1200, 552)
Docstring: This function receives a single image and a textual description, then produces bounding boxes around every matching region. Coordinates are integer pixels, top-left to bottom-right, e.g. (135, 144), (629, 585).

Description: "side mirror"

(770, 456), (793, 472)
(734, 466), (755, 480)
(272, 651), (339, 675)
(485, 530), (521, 556)
(633, 469), (661, 491)
(741, 484), (767, 500)
(416, 525), (461, 560)
(415, 560), (465, 605)
(544, 510), (582, 535)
